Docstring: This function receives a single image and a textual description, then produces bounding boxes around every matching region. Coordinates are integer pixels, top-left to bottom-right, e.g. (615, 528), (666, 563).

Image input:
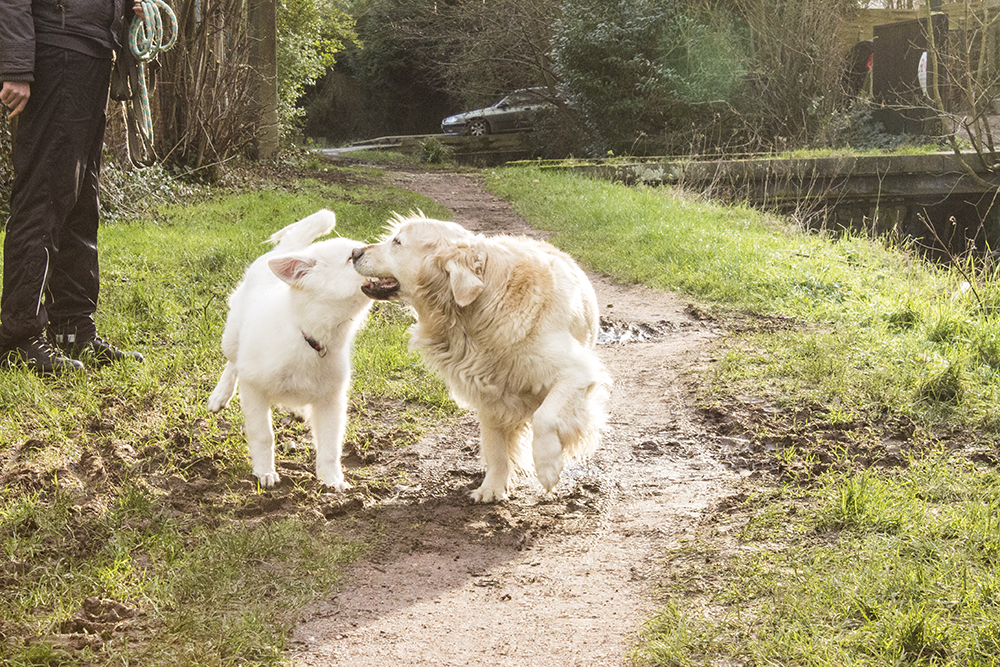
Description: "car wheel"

(468, 119), (490, 136)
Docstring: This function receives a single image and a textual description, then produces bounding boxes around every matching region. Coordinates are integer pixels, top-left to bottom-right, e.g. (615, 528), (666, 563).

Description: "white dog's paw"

(255, 470), (280, 488)
(208, 365), (237, 412)
(208, 396), (229, 412)
(317, 464), (351, 491)
(470, 484), (508, 503)
(206, 393), (229, 413)
(535, 459), (564, 493)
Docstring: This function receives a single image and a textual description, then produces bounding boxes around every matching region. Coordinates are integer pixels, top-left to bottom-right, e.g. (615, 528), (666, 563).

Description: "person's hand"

(133, 0), (144, 18)
(0, 81), (30, 119)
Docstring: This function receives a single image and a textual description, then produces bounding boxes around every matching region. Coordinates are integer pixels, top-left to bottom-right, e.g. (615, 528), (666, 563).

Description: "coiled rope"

(127, 0), (177, 162)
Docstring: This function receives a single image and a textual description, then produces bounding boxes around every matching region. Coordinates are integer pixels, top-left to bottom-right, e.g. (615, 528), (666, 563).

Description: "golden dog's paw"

(470, 484), (508, 503)
(535, 461), (563, 493)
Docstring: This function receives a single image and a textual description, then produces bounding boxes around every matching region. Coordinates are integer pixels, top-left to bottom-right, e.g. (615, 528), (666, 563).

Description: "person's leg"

(45, 50), (112, 343)
(0, 46), (92, 373)
(38, 49), (143, 365)
(1, 48), (82, 345)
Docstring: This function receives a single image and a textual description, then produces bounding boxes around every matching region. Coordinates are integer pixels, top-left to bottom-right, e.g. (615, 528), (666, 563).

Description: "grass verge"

(487, 166), (1000, 429)
(636, 456), (1000, 666)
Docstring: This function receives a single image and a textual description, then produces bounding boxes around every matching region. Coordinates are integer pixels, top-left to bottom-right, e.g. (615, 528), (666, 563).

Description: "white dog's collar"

(302, 331), (326, 357)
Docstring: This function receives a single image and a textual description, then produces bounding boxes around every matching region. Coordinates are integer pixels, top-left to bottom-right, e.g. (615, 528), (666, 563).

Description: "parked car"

(441, 88), (552, 136)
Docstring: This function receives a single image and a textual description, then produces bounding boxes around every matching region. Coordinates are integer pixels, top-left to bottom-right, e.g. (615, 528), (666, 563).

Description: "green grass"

(1, 487), (363, 665)
(778, 144), (949, 159)
(636, 457), (1000, 666)
(487, 167), (934, 317)
(0, 166), (454, 665)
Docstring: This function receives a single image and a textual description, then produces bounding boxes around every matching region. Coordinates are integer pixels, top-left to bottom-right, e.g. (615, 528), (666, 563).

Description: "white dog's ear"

(269, 255), (317, 286)
(445, 259), (484, 307)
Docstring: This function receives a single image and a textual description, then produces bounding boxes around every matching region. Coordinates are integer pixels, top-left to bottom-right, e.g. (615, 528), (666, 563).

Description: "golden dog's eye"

(392, 237), (401, 246)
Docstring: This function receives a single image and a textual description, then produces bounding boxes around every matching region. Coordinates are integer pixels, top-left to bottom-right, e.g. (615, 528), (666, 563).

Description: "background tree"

(550, 0), (852, 156)
(416, 0), (560, 106)
(934, 3), (1000, 173)
(308, 0), (853, 156)
(157, 0), (258, 175)
(278, 0), (358, 136)
(302, 0), (449, 142)
(550, 0), (671, 155)
(154, 0), (355, 176)
(410, 0), (571, 156)
(734, 0), (854, 150)
(302, 0), (563, 144)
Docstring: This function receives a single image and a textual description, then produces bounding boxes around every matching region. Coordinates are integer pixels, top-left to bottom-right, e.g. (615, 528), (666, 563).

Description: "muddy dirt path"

(290, 169), (738, 666)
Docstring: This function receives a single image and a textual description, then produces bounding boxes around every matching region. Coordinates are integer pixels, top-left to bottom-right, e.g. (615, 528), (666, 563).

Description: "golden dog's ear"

(269, 255), (316, 286)
(445, 258), (484, 307)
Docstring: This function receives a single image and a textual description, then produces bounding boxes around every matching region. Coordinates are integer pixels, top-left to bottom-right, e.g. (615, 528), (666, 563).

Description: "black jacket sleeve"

(0, 0), (36, 82)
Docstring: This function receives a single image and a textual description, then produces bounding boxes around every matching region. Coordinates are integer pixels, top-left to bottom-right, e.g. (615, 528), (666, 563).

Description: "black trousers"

(1, 44), (112, 349)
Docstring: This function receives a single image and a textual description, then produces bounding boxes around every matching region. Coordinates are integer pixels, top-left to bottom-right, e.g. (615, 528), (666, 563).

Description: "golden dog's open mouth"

(361, 277), (400, 300)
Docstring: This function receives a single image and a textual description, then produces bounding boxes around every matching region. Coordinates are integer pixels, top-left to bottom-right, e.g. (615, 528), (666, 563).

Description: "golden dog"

(351, 214), (610, 502)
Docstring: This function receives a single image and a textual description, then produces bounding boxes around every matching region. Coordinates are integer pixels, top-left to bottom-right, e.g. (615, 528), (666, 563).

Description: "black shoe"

(3, 335), (85, 375)
(53, 333), (144, 366)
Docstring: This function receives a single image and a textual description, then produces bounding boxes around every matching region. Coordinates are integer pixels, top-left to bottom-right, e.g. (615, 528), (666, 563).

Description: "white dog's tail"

(268, 209), (337, 252)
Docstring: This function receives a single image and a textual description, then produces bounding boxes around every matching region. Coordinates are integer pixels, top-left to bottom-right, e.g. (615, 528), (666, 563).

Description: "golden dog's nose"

(350, 247), (365, 263)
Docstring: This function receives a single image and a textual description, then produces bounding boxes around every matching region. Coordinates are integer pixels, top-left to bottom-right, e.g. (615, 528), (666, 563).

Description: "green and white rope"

(128, 0), (178, 151)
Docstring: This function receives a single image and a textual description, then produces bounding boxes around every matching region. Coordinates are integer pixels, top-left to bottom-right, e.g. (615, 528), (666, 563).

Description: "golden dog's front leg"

(531, 384), (576, 493)
(471, 421), (515, 503)
(532, 369), (608, 492)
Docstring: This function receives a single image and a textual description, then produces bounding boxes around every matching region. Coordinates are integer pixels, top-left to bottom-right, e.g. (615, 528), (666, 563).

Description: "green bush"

(550, 0), (853, 156)
(829, 98), (926, 151)
(550, 0), (679, 155)
(418, 137), (453, 164)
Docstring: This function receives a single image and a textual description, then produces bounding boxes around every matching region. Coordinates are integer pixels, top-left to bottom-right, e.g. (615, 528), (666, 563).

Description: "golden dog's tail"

(268, 209), (337, 252)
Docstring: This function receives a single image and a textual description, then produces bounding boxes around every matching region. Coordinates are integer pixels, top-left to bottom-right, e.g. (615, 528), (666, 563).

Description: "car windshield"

(501, 90), (542, 106)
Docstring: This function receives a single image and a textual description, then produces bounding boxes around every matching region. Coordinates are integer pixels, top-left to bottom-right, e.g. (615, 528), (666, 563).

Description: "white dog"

(351, 213), (610, 502)
(208, 209), (372, 490)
